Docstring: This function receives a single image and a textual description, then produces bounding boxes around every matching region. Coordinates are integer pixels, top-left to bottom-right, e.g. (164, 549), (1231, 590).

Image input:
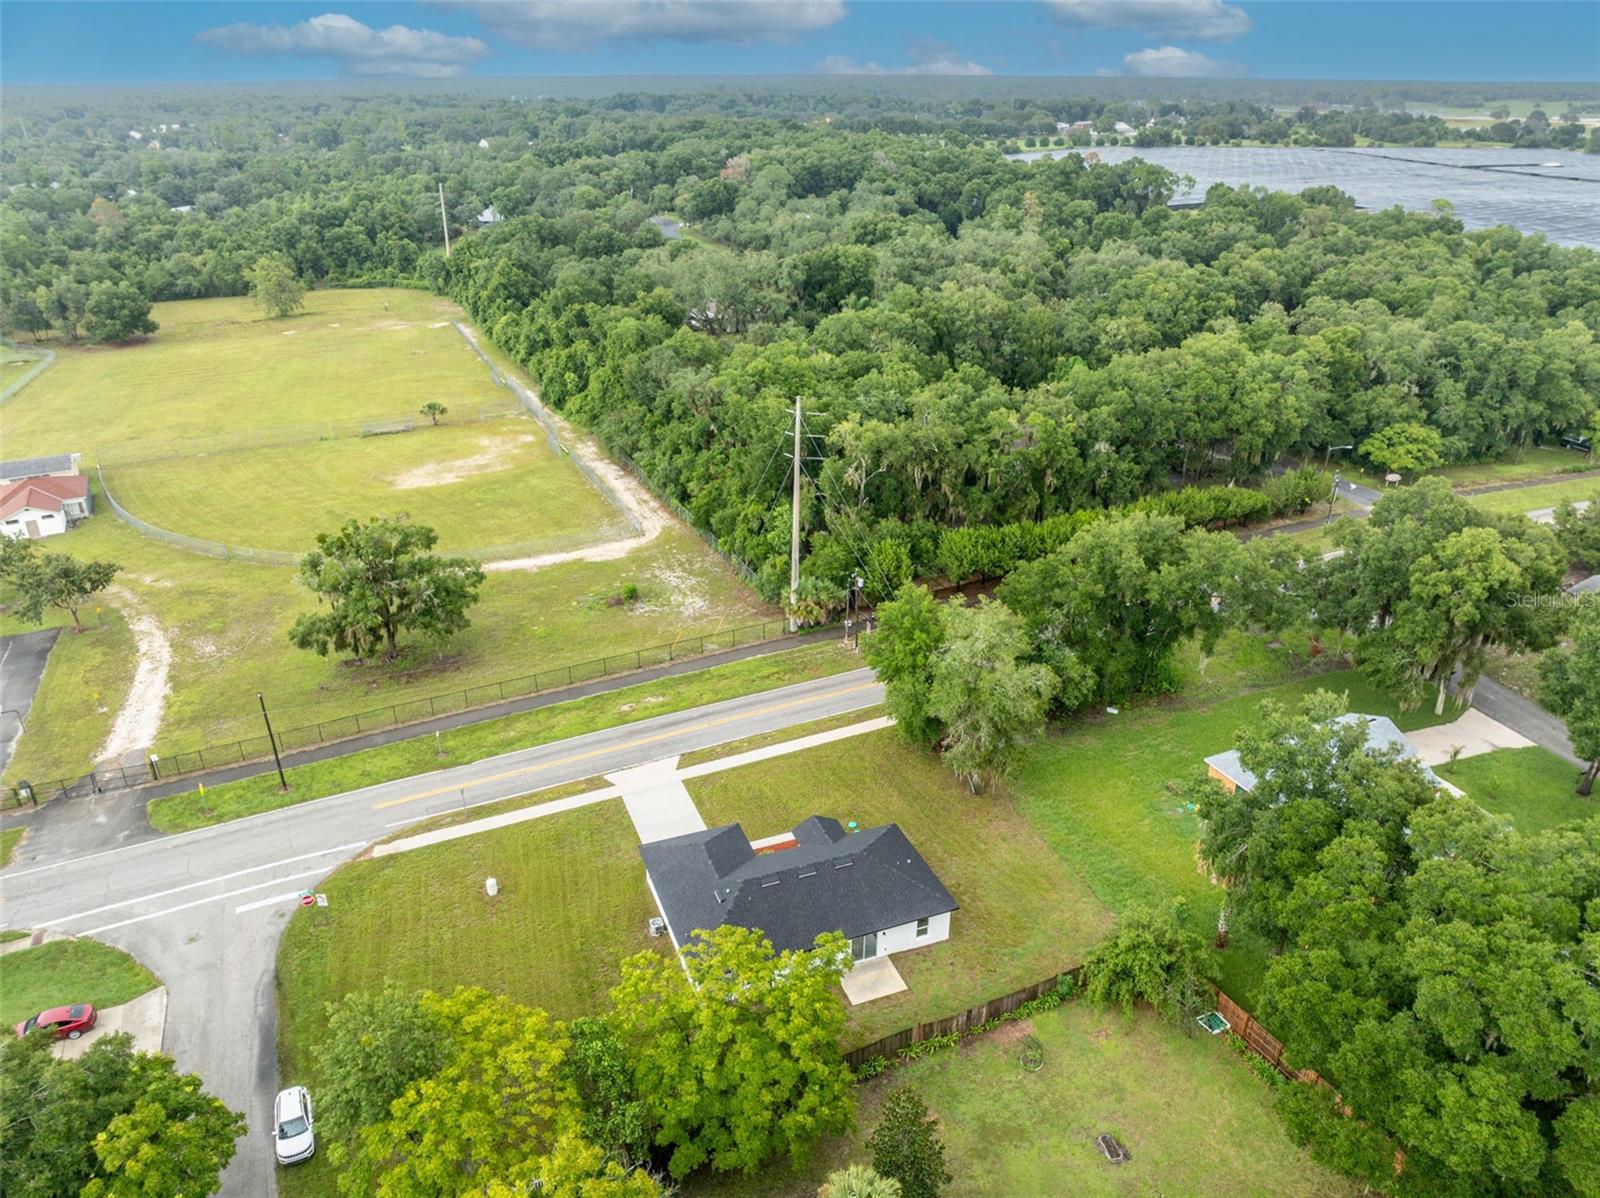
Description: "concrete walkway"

(841, 956), (907, 1005)
(607, 756), (706, 844)
(1406, 709), (1534, 767)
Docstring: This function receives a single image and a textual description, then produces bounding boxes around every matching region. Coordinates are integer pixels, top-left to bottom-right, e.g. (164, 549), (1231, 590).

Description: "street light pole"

(258, 692), (288, 791)
(1324, 443), (1354, 466)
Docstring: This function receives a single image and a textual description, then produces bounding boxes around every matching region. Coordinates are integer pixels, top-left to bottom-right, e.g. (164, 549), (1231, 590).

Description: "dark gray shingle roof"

(0, 454), (76, 480)
(641, 816), (957, 954)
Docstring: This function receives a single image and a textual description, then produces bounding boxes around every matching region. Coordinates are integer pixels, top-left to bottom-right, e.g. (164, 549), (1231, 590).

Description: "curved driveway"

(0, 667), (881, 1196)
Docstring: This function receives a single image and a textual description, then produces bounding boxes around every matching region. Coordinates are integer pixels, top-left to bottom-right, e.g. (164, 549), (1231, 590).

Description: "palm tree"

(420, 401), (448, 426)
(818, 1164), (902, 1198)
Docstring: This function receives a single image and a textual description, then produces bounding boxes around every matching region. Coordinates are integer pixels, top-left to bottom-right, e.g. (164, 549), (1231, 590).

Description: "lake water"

(1006, 145), (1600, 249)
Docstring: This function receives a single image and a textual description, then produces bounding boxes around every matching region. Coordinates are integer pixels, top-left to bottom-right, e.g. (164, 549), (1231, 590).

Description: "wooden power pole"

(438, 183), (451, 257)
(789, 397), (802, 632)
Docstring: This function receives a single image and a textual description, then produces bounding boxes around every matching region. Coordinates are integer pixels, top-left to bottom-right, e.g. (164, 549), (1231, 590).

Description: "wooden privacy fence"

(843, 967), (1081, 1071)
(1214, 988), (1323, 1085)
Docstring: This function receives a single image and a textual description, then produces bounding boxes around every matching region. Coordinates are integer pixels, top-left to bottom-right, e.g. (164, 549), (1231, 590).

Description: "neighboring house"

(477, 205), (503, 225)
(1204, 712), (1459, 795)
(1568, 573), (1600, 596)
(477, 137), (490, 149)
(0, 475), (91, 540)
(0, 454), (80, 486)
(640, 815), (957, 965)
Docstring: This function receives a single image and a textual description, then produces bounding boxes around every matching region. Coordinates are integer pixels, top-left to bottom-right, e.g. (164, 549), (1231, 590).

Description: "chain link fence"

(4, 615), (798, 805)
(98, 466), (300, 566)
(614, 451), (764, 591)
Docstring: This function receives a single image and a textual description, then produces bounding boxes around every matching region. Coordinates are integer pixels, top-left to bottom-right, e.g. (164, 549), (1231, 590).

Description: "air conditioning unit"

(648, 917), (666, 938)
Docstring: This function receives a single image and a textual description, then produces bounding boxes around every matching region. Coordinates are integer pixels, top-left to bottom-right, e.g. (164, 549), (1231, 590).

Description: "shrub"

(1080, 901), (1214, 1021)
(869, 1089), (952, 1198)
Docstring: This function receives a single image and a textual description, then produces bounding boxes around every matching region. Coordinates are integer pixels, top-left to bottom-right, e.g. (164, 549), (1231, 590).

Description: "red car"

(14, 1003), (97, 1040)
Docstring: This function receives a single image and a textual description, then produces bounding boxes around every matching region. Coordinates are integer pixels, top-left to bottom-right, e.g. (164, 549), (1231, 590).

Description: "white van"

(273, 1085), (315, 1165)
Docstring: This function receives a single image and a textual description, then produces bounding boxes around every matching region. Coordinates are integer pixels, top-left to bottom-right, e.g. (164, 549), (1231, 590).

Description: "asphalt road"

(0, 628), (60, 775)
(0, 667), (882, 1196)
(1464, 674), (1583, 766)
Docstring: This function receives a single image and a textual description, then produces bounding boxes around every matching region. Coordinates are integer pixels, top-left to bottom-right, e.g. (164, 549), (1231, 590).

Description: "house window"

(915, 917), (929, 938)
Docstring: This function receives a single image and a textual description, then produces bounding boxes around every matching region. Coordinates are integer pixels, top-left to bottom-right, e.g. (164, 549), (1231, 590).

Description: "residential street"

(1462, 673), (1584, 767)
(0, 627), (60, 775)
(0, 667), (881, 1197)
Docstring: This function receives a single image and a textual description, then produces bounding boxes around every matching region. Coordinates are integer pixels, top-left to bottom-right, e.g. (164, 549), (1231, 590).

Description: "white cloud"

(1122, 44), (1241, 76)
(1046, 0), (1251, 41)
(196, 12), (488, 77)
(819, 37), (992, 76)
(455, 1), (846, 50)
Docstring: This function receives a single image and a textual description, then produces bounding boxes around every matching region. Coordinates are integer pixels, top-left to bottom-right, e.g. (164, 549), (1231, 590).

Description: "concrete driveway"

(56, 987), (167, 1061)
(0, 628), (60, 775)
(1406, 709), (1533, 767)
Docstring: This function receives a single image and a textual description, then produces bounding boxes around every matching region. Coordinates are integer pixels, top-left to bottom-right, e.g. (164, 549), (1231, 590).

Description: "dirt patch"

(639, 557), (713, 620)
(94, 587), (171, 766)
(985, 1018), (1037, 1050)
(388, 434), (538, 489)
(361, 319), (416, 333)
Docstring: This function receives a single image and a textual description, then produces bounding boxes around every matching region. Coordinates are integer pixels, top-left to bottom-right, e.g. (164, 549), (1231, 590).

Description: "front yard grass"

(149, 640), (859, 831)
(1438, 746), (1598, 835)
(693, 1000), (1356, 1198)
(0, 827), (24, 867)
(276, 798), (664, 1198)
(688, 728), (1114, 1049)
(1011, 664), (1456, 1005)
(0, 938), (159, 1027)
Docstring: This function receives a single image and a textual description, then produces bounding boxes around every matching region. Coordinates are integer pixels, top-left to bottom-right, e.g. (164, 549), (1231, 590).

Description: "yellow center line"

(371, 680), (879, 811)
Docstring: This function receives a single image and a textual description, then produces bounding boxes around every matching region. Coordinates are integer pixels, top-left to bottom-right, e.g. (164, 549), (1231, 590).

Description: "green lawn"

(1340, 447), (1594, 492)
(1, 290), (778, 787)
(102, 417), (629, 558)
(275, 797), (665, 1198)
(694, 1001), (1356, 1198)
(688, 729), (1114, 1049)
(1010, 661), (1456, 1005)
(1466, 477), (1600, 517)
(148, 641), (860, 832)
(1438, 747), (1599, 835)
(0, 827), (23, 867)
(0, 938), (160, 1027)
(0, 290), (501, 458)
(1, 610), (137, 791)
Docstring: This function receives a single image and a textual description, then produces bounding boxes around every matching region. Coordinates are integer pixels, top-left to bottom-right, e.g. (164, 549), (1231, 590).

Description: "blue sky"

(2, 2), (1596, 85)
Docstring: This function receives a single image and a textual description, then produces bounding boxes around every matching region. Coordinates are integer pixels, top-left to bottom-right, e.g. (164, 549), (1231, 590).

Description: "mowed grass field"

(0, 290), (501, 458)
(1466, 476), (1600, 516)
(103, 417), (629, 556)
(0, 290), (776, 786)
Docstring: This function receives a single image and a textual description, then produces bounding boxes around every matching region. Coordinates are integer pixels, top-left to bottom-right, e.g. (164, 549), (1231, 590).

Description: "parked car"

(1560, 434), (1593, 453)
(273, 1085), (315, 1165)
(14, 1003), (96, 1040)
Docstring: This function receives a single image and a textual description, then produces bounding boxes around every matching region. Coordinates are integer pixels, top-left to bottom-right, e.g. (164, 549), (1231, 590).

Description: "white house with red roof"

(0, 454), (91, 540)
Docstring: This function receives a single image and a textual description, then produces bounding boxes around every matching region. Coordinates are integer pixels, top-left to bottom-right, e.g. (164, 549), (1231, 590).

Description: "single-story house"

(0, 453), (80, 487)
(477, 205), (504, 225)
(0, 474), (91, 539)
(640, 815), (957, 965)
(1204, 712), (1455, 795)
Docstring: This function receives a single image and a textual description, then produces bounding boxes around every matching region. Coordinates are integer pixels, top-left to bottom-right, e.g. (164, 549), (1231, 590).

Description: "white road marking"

(9, 843), (366, 923)
(79, 868), (332, 936)
(234, 888), (319, 915)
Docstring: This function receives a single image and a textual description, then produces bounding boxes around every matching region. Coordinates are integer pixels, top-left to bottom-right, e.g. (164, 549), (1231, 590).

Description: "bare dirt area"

(388, 433), (538, 489)
(95, 587), (172, 766)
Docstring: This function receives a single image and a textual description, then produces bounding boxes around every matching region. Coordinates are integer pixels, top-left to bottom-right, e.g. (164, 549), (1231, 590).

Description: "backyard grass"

(147, 640), (858, 831)
(102, 416), (629, 557)
(1438, 747), (1599, 835)
(1466, 476), (1600, 516)
(692, 1000), (1356, 1198)
(0, 827), (23, 867)
(0, 938), (160, 1027)
(1010, 660), (1458, 1005)
(275, 798), (664, 1198)
(1, 610), (137, 790)
(688, 728), (1114, 1049)
(0, 289), (503, 458)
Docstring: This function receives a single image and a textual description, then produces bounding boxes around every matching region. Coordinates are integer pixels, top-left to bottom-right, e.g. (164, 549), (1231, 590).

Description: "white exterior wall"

(870, 910), (951, 958)
(1, 508), (66, 539)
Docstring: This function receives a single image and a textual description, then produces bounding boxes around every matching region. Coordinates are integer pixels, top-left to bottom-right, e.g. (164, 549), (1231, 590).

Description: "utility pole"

(259, 692), (288, 791)
(438, 182), (451, 257)
(789, 397), (802, 633)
